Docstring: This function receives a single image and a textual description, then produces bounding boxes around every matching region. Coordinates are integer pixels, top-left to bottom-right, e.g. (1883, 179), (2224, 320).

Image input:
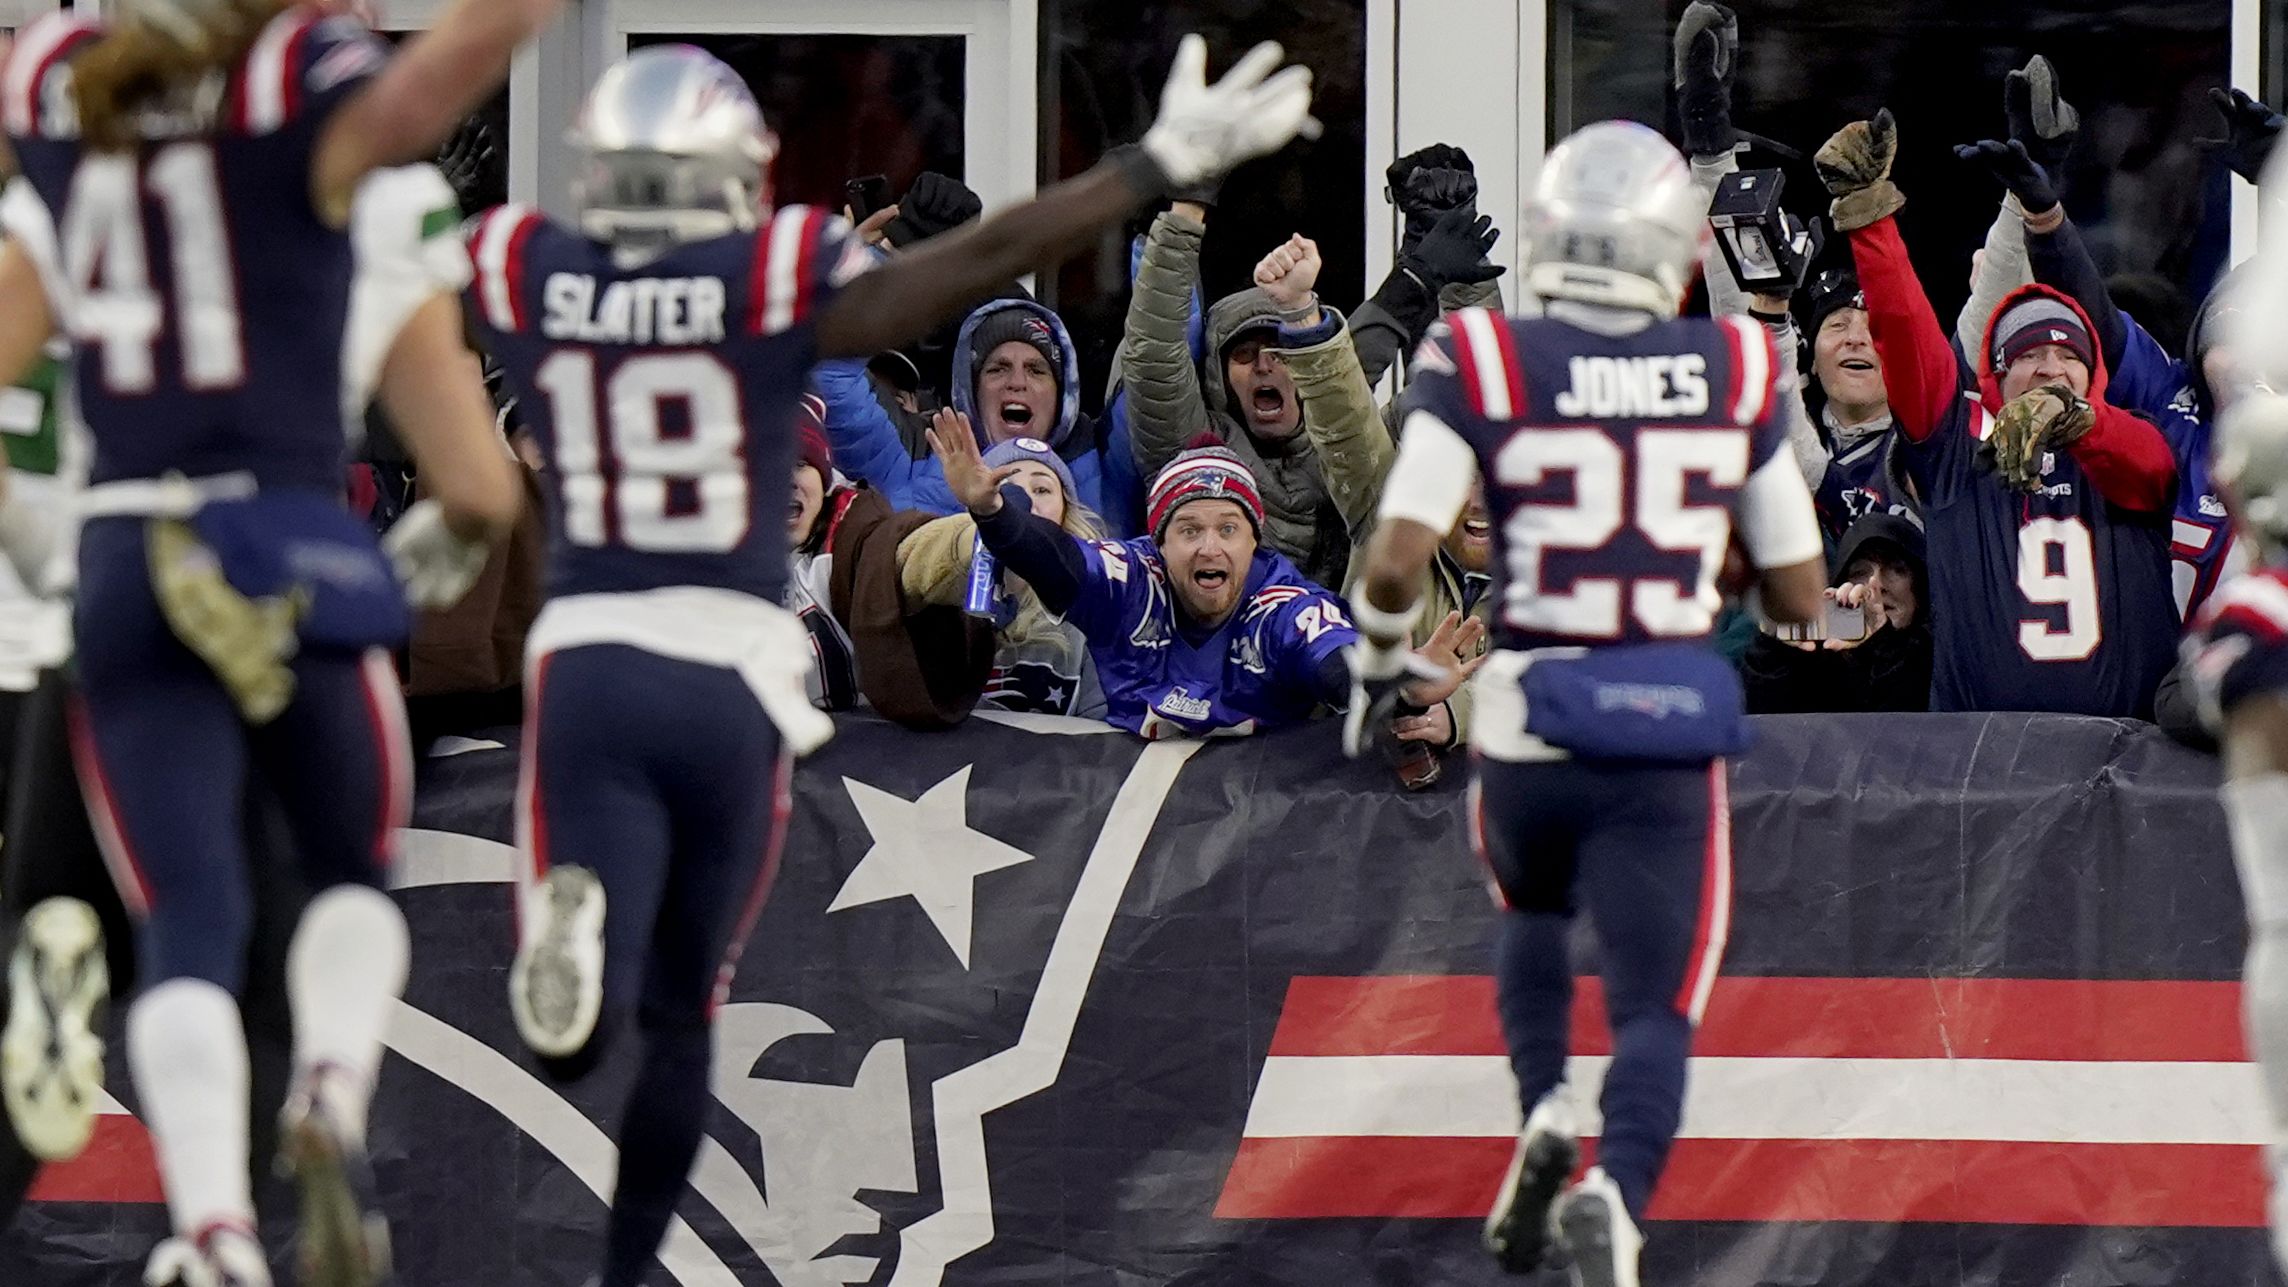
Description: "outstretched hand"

(1142, 35), (1319, 190)
(2200, 87), (2286, 184)
(925, 409), (1021, 514)
(1953, 138), (2060, 215)
(1403, 610), (1490, 706)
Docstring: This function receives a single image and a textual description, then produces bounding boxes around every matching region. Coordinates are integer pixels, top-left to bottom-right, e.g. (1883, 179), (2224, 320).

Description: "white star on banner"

(827, 765), (1035, 968)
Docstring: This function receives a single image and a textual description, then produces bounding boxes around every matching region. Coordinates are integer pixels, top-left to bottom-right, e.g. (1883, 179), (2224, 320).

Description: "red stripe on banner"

(28, 1117), (164, 1205)
(1265, 976), (2247, 1062)
(1215, 1135), (2265, 1226)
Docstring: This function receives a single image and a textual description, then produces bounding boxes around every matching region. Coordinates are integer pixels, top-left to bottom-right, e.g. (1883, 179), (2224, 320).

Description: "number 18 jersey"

(1396, 309), (1820, 655)
(466, 205), (858, 603)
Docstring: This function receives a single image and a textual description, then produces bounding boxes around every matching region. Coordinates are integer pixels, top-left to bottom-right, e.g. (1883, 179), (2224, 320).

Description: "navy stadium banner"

(2, 711), (2267, 1286)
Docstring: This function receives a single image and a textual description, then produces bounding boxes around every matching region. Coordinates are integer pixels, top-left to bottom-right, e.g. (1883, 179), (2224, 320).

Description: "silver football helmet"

(569, 46), (779, 252)
(1521, 120), (1709, 317)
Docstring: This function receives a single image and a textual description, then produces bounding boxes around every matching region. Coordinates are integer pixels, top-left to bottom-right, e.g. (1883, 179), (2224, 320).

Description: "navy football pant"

(1472, 755), (1731, 1221)
(0, 666), (300, 1230)
(520, 645), (790, 1287)
(68, 517), (409, 993)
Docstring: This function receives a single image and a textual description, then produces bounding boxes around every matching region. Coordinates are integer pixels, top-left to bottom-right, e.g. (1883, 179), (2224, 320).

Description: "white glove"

(383, 499), (492, 610)
(1141, 34), (1319, 188)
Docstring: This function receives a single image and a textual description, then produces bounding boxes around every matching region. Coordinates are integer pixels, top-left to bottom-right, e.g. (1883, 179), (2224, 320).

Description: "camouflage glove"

(1980, 382), (2095, 492)
(1815, 109), (1904, 232)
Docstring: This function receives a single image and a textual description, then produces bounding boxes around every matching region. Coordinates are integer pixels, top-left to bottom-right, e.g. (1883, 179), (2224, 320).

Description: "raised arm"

(1958, 55), (2077, 354)
(1956, 138), (2128, 370)
(820, 36), (1316, 362)
(1255, 236), (1391, 532)
(1120, 206), (1214, 476)
(1819, 112), (1964, 442)
(314, 0), (567, 224)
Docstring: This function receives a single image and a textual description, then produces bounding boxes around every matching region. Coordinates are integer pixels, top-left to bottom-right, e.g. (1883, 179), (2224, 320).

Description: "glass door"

(599, 0), (1033, 217)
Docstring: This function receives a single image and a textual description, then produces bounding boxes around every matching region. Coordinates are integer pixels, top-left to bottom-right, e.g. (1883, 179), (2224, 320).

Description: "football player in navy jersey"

(473, 38), (1315, 1287)
(1348, 121), (1827, 1287)
(0, 0), (565, 1282)
(2185, 392), (2288, 1277)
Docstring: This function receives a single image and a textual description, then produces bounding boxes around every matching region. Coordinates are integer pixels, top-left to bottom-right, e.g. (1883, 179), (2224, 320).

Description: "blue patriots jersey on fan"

(0, 8), (389, 490)
(466, 204), (859, 603)
(1061, 539), (1355, 739)
(2157, 387), (2237, 620)
(2184, 566), (2288, 722)
(1895, 393), (2176, 719)
(1815, 430), (1911, 541)
(1403, 309), (1795, 654)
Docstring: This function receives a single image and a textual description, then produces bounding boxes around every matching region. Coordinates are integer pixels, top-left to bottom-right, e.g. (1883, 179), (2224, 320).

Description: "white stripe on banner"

(1239, 1053), (2267, 1146)
(762, 208), (811, 335)
(1457, 308), (1513, 420)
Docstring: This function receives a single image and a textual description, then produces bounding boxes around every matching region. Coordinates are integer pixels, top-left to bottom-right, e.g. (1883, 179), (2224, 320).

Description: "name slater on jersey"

(1552, 354), (1710, 419)
(542, 274), (728, 345)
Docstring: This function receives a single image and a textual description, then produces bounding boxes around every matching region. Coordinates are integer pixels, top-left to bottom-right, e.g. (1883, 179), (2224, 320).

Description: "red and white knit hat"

(1148, 445), (1263, 539)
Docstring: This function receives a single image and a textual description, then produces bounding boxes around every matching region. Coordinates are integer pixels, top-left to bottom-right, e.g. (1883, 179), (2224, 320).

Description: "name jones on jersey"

(1551, 354), (1711, 419)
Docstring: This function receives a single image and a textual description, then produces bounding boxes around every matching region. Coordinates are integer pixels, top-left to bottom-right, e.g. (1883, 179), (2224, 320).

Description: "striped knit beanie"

(1148, 445), (1263, 540)
(796, 391), (831, 481)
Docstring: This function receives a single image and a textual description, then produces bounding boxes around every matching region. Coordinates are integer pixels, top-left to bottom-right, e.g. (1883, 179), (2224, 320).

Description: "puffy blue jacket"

(815, 298), (1114, 522)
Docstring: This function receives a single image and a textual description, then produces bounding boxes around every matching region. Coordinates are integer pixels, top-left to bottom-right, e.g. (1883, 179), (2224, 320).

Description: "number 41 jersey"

(0, 8), (390, 491)
(1399, 309), (1819, 655)
(466, 205), (858, 603)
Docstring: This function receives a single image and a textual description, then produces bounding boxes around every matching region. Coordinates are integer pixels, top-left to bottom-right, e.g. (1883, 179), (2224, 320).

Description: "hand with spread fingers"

(1815, 109), (1903, 232)
(925, 409), (1023, 515)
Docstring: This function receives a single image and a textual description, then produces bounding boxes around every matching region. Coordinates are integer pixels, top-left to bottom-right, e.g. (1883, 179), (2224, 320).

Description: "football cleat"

(279, 1075), (393, 1287)
(143, 1223), (272, 1287)
(1483, 1091), (1581, 1273)
(509, 865), (607, 1059)
(1554, 1167), (1644, 1287)
(2, 896), (109, 1160)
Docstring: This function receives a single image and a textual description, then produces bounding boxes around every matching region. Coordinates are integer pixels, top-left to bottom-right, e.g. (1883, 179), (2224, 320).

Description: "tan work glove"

(1816, 108), (1905, 232)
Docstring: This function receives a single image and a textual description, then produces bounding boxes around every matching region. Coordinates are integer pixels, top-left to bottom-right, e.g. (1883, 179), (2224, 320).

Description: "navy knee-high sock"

(1595, 1005), (1691, 1219)
(601, 1023), (711, 1287)
(1496, 910), (1574, 1114)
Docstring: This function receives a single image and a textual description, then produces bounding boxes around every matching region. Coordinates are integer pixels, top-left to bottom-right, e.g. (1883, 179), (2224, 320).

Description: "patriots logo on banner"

(5, 712), (2273, 1286)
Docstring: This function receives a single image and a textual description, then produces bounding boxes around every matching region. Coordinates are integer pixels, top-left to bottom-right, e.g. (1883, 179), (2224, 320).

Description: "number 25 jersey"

(1398, 309), (1819, 656)
(465, 204), (857, 604)
(0, 8), (390, 491)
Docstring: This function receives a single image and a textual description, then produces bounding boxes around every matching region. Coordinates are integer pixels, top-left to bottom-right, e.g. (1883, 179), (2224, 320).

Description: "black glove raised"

(1403, 204), (1504, 288)
(1673, 0), (1739, 158)
(884, 171), (984, 247)
(2200, 87), (2286, 183)
(1953, 138), (2061, 214)
(1398, 166), (1479, 246)
(2003, 54), (2079, 175)
(1385, 143), (1473, 204)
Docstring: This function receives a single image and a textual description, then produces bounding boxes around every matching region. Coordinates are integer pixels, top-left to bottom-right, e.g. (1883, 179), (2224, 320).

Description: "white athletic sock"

(2229, 774), (2288, 1151)
(126, 979), (253, 1239)
(286, 885), (410, 1144)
